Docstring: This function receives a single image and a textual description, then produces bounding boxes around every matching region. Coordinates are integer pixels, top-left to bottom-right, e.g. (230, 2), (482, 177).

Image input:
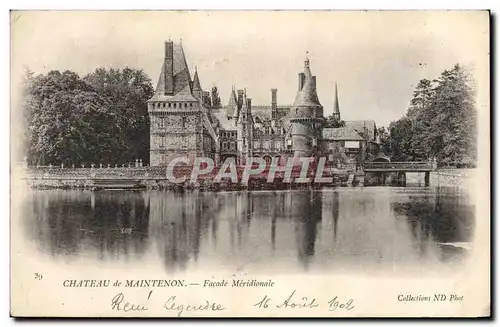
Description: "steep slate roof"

(211, 108), (237, 131)
(225, 88), (238, 118)
(150, 43), (198, 102)
(291, 58), (322, 110)
(192, 69), (202, 91)
(250, 106), (291, 122)
(322, 127), (364, 141)
(345, 120), (377, 140)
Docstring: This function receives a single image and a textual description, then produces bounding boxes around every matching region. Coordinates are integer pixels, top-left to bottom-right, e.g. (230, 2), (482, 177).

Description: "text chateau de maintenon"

(148, 41), (381, 167)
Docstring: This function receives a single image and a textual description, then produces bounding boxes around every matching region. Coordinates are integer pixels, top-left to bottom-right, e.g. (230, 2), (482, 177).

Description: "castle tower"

(333, 82), (340, 120)
(289, 56), (324, 157)
(235, 90), (254, 162)
(148, 40), (215, 166)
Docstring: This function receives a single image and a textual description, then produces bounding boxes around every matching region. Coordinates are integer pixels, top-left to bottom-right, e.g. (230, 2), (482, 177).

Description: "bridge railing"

(363, 161), (434, 170)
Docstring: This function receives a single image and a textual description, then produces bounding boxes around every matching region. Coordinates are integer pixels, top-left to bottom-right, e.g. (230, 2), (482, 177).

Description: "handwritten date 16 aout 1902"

(253, 290), (355, 312)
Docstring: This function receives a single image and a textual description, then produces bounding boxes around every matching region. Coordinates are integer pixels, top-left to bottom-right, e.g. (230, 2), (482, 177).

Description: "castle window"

(181, 117), (186, 128)
(190, 103), (193, 107)
(184, 103), (188, 108)
(174, 103), (177, 108)
(159, 136), (165, 148)
(168, 103), (171, 108)
(163, 103), (166, 108)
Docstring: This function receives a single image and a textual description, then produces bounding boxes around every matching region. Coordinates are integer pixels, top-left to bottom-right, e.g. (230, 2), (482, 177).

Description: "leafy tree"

(324, 114), (345, 128)
(386, 64), (476, 167)
(84, 67), (154, 164)
(429, 65), (476, 165)
(407, 79), (436, 159)
(388, 117), (413, 161)
(24, 70), (119, 165)
(22, 67), (154, 166)
(377, 126), (390, 155)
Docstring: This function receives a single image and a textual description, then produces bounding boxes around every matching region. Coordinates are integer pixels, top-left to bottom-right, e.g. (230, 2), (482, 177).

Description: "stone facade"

(148, 40), (378, 167)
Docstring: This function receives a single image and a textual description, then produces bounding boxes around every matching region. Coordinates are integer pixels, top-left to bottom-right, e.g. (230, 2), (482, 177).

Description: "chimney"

(237, 89), (244, 108)
(271, 88), (277, 108)
(164, 41), (174, 95)
(298, 72), (305, 90)
(271, 88), (277, 120)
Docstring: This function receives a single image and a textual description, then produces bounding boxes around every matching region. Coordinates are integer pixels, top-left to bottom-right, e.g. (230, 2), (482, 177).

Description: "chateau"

(148, 41), (379, 168)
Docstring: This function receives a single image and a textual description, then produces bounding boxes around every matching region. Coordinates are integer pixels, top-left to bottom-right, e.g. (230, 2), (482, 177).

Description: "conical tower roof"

(192, 67), (202, 91)
(290, 56), (323, 119)
(333, 82), (340, 118)
(226, 87), (238, 118)
(150, 41), (197, 102)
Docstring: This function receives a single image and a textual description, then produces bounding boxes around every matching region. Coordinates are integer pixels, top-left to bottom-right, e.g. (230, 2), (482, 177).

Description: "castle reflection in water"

(22, 187), (474, 272)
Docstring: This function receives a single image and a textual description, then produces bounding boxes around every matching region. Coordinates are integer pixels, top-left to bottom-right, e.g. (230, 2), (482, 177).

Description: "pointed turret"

(289, 55), (324, 157)
(150, 40), (197, 102)
(226, 86), (238, 118)
(290, 56), (322, 119)
(192, 66), (203, 102)
(333, 82), (340, 120)
(192, 67), (202, 91)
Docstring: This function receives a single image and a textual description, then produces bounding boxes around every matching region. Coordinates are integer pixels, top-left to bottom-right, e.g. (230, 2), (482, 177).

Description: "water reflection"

(21, 187), (474, 272)
(391, 187), (475, 262)
(23, 191), (150, 260)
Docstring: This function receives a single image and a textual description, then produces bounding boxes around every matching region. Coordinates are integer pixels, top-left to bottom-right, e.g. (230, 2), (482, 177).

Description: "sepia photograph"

(9, 10), (490, 317)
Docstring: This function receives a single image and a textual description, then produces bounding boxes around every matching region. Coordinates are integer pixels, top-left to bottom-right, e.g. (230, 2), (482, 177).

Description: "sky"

(10, 11), (489, 127)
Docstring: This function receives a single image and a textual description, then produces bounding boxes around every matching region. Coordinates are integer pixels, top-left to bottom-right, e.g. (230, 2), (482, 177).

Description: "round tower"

(289, 56), (324, 157)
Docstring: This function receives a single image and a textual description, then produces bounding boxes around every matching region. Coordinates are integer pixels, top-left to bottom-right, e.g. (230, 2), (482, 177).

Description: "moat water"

(17, 182), (475, 274)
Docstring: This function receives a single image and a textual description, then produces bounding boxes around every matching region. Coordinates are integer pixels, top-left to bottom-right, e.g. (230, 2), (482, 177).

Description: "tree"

(84, 67), (154, 164)
(211, 86), (221, 108)
(385, 64), (477, 167)
(23, 70), (120, 165)
(407, 79), (436, 159)
(323, 114), (345, 128)
(430, 65), (476, 165)
(22, 67), (154, 166)
(388, 118), (413, 161)
(377, 126), (390, 155)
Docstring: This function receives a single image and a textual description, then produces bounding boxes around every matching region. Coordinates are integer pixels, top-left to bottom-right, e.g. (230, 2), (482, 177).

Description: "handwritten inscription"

(111, 293), (148, 312)
(164, 296), (225, 317)
(253, 290), (355, 312)
(110, 292), (225, 317)
(109, 289), (355, 316)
